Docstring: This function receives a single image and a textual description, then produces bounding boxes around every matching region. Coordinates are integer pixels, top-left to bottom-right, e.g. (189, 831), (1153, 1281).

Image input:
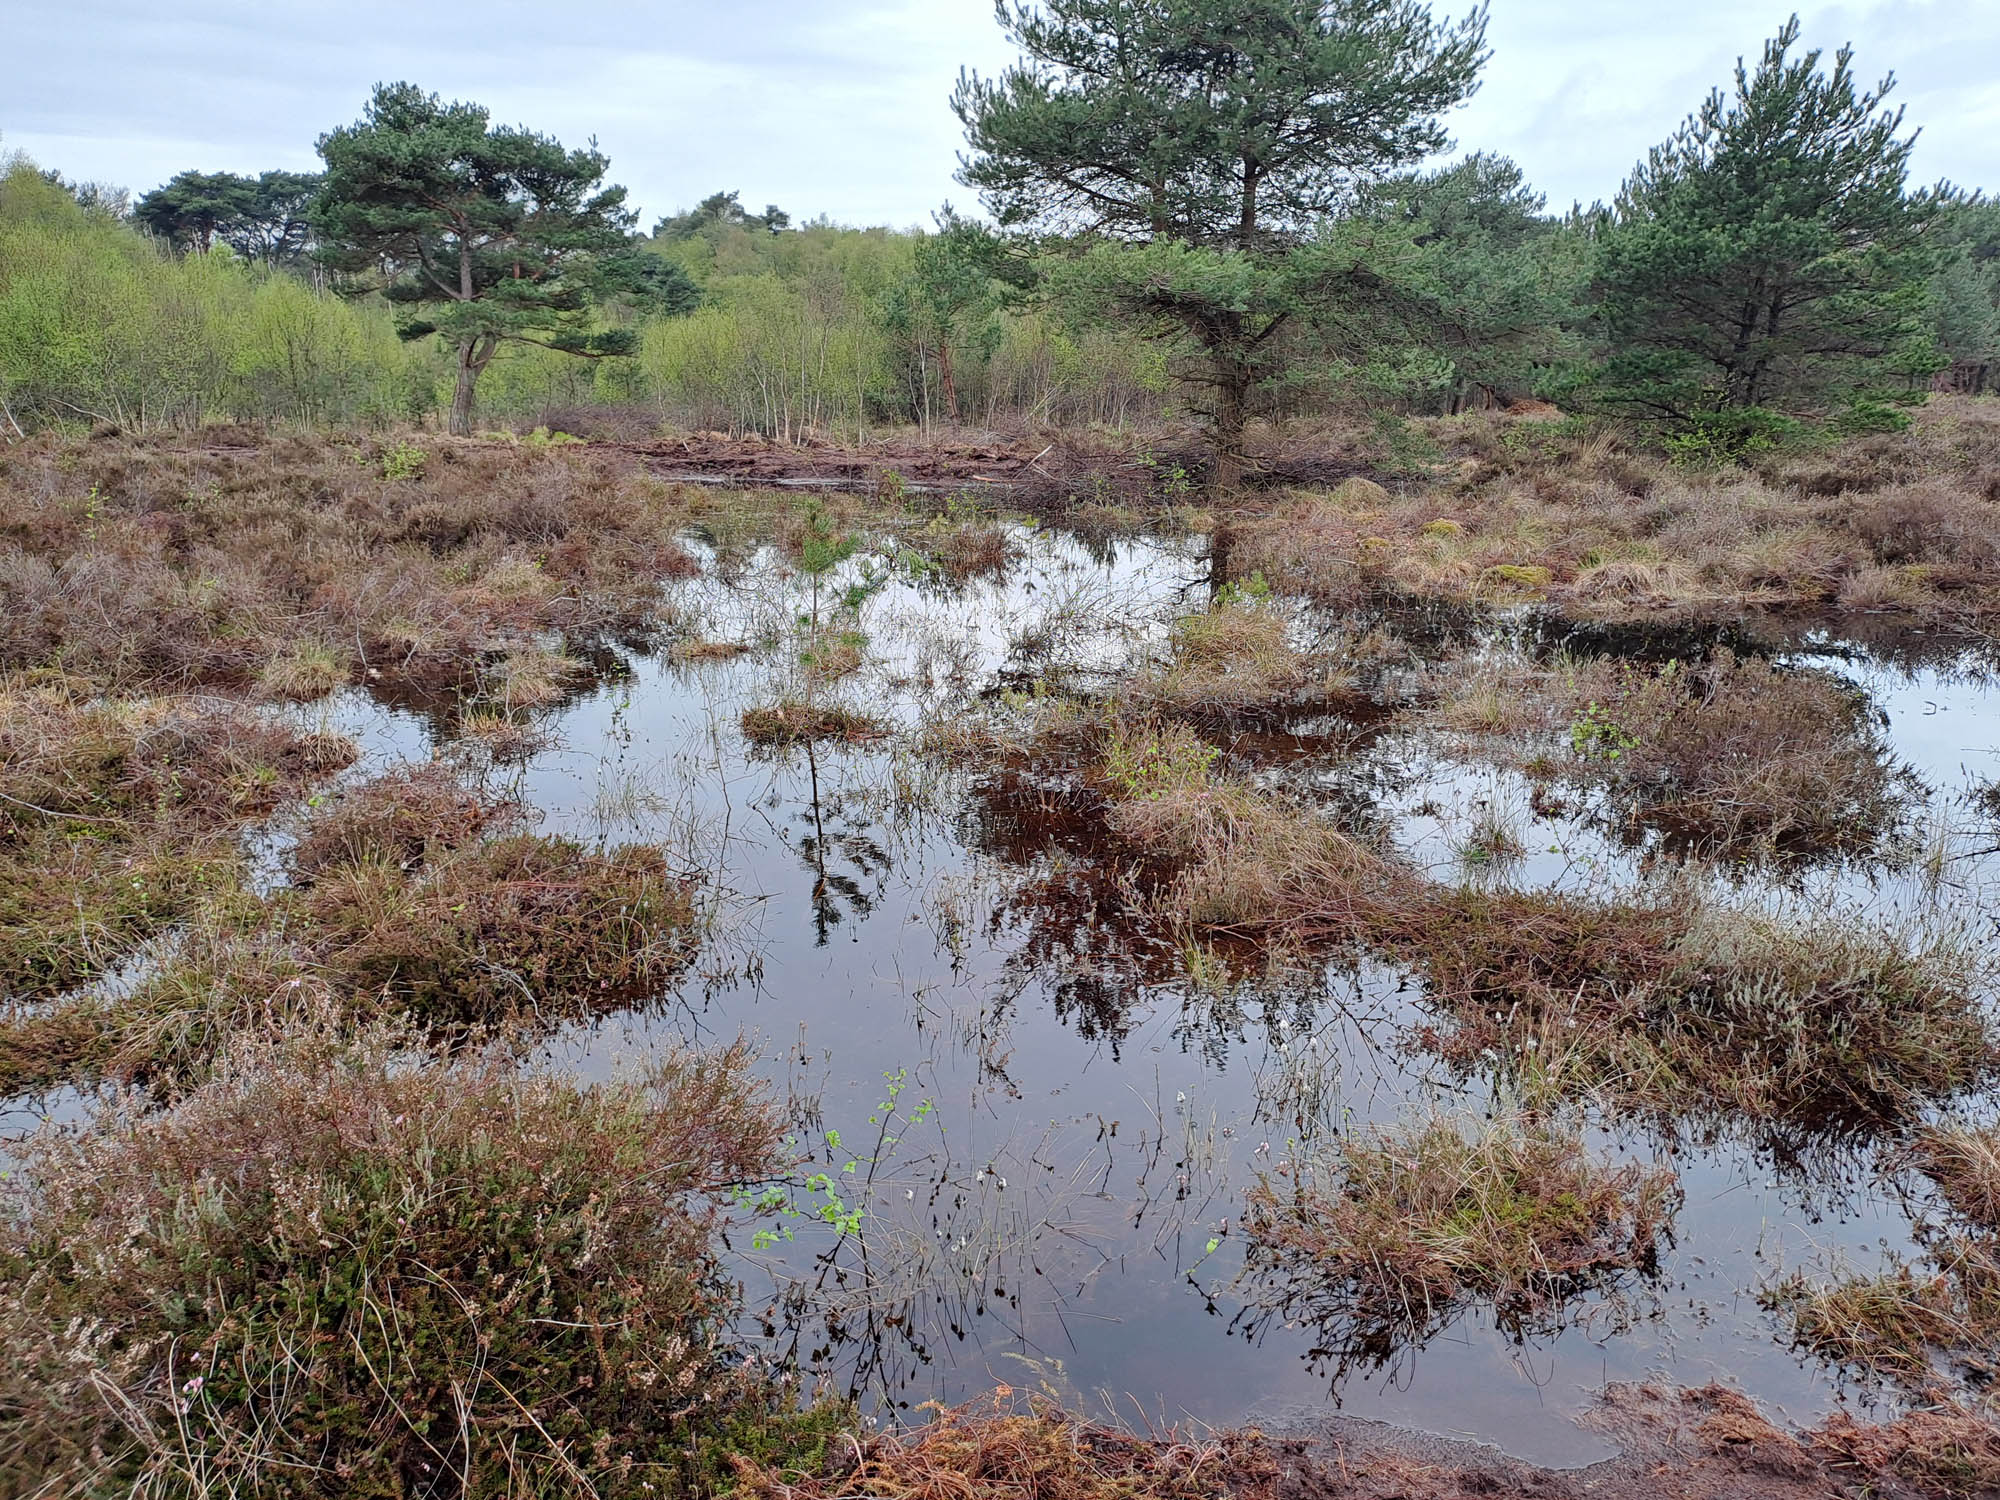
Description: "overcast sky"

(6, 0), (1997, 228)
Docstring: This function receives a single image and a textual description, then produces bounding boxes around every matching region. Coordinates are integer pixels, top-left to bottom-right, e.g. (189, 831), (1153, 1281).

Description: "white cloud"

(7, 0), (1995, 226)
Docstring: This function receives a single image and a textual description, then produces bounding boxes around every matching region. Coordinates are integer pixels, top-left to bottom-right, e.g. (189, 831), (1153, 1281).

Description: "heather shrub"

(0, 1024), (789, 1498)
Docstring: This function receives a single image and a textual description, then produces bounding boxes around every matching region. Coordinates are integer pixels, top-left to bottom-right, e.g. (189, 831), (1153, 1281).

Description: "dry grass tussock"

(1077, 722), (1993, 1134)
(1226, 398), (2000, 621)
(1096, 720), (1397, 929)
(1432, 648), (1907, 857)
(1134, 586), (1344, 717)
(1772, 1122), (2000, 1393)
(0, 431), (703, 697)
(1419, 898), (1997, 1134)
(733, 1393), (1271, 1500)
(0, 1021), (807, 1499)
(0, 675), (354, 1000)
(1243, 1111), (1679, 1336)
(1912, 1124), (2000, 1232)
(0, 768), (702, 1094)
(741, 698), (889, 746)
(906, 515), (1014, 582)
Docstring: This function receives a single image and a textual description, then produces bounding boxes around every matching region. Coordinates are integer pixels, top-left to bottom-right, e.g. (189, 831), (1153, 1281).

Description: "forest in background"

(0, 8), (1997, 452)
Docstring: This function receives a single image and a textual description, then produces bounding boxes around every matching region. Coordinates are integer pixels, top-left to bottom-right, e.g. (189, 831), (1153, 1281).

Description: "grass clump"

(907, 515), (1013, 582)
(1096, 720), (1394, 930)
(1433, 649), (1908, 859)
(1766, 1256), (1979, 1380)
(0, 1022), (792, 1498)
(1243, 1112), (1679, 1336)
(0, 678), (354, 1000)
(0, 769), (701, 1093)
(1142, 583), (1320, 716)
(304, 833), (698, 1028)
(734, 1393), (1255, 1500)
(740, 698), (888, 746)
(1221, 398), (2000, 624)
(1410, 895), (1996, 1136)
(1577, 652), (1905, 855)
(1912, 1124), (2000, 1232)
(0, 434), (705, 698)
(287, 762), (509, 880)
(1769, 1120), (2000, 1398)
(1630, 913), (1993, 1127)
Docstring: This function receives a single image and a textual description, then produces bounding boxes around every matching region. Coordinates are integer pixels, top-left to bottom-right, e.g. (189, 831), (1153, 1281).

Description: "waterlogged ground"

(26, 517), (2000, 1467)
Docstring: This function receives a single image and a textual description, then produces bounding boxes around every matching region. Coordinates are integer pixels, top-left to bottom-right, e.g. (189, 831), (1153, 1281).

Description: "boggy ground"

(4, 412), (2000, 1497)
(731, 1387), (2000, 1500)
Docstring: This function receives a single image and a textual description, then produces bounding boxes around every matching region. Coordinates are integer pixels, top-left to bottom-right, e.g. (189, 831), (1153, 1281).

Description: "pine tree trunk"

(1209, 359), (1249, 496)
(937, 339), (960, 423)
(450, 339), (482, 436)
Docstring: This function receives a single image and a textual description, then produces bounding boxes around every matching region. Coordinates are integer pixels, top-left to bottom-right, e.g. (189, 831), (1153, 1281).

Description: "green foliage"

(956, 0), (1490, 483)
(314, 82), (686, 433)
(0, 155), (429, 430)
(133, 167), (322, 265)
(1660, 405), (1804, 465)
(1592, 17), (1941, 427)
(378, 437), (425, 479)
(1355, 154), (1594, 407)
(1103, 720), (1221, 798)
(1569, 701), (1638, 761)
(954, 0), (1489, 246)
(654, 188), (792, 240)
(1930, 191), (2000, 368)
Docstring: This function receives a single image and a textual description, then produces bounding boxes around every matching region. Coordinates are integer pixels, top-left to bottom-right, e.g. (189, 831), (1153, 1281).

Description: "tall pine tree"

(313, 84), (693, 434)
(953, 0), (1487, 489)
(1592, 16), (1940, 439)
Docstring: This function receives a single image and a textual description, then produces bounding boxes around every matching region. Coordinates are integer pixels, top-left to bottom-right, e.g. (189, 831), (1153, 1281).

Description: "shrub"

(0, 680), (354, 998)
(0, 1024), (788, 1498)
(288, 763), (509, 882)
(1849, 483), (2000, 571)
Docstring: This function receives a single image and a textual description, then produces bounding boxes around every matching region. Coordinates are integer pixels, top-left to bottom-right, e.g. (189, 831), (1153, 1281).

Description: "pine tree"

(1592, 16), (1941, 440)
(313, 83), (694, 434)
(953, 0), (1487, 488)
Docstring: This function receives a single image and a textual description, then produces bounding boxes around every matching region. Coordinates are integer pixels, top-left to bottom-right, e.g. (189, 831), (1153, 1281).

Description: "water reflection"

(60, 515), (1994, 1460)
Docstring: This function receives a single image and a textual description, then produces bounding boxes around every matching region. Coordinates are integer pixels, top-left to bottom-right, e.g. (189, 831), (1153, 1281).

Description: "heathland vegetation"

(5, 3), (2000, 1499)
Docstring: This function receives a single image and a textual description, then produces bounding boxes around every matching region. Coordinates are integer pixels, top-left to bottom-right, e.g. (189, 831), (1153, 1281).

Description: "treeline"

(0, 153), (1174, 437)
(0, 163), (430, 431)
(2, 3), (1997, 451)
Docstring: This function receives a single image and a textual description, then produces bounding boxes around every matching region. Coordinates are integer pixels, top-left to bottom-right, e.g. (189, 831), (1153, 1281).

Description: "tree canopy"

(653, 191), (792, 240)
(313, 83), (693, 433)
(134, 170), (322, 265)
(954, 0), (1489, 249)
(1591, 15), (1940, 435)
(954, 0), (1490, 486)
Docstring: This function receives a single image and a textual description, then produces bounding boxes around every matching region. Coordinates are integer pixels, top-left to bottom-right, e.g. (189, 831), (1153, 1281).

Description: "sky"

(6, 0), (1998, 229)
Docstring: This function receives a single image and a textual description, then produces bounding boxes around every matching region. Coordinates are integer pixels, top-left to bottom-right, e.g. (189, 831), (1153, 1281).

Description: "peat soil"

(622, 430), (1377, 496)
